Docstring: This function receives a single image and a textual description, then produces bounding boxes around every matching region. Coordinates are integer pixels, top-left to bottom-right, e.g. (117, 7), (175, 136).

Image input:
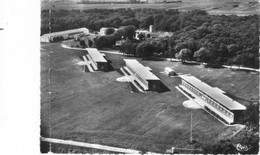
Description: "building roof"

(179, 74), (246, 110)
(100, 27), (109, 31)
(136, 29), (149, 33)
(86, 48), (107, 62)
(124, 59), (160, 80)
(41, 27), (89, 37)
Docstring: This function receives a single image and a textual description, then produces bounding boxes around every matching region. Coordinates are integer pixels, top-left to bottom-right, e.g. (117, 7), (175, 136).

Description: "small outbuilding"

(164, 67), (176, 76)
(124, 59), (161, 91)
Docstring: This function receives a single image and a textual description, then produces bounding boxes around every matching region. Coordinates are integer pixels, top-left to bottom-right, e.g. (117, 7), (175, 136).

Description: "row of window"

(204, 106), (231, 124)
(182, 80), (234, 119)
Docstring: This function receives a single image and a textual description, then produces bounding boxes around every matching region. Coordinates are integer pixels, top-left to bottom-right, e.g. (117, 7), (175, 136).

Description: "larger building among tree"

(41, 27), (89, 42)
(178, 74), (246, 124)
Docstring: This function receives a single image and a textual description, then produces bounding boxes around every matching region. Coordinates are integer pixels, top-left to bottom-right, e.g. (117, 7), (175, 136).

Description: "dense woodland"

(41, 9), (259, 68)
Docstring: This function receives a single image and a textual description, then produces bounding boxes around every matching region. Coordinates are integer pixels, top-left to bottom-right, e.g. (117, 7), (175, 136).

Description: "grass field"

(41, 0), (259, 16)
(41, 42), (258, 153)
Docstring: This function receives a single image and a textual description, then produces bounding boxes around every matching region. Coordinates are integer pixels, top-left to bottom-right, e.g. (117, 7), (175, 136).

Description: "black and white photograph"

(1, 0), (259, 154)
(39, 0), (259, 154)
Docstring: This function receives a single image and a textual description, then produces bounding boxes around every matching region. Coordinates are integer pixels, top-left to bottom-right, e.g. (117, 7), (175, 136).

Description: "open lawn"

(41, 43), (258, 153)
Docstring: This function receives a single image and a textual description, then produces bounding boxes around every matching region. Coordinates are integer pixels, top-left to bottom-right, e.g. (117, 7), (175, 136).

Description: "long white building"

(179, 74), (246, 124)
(41, 27), (89, 42)
(123, 59), (161, 91)
(86, 48), (108, 71)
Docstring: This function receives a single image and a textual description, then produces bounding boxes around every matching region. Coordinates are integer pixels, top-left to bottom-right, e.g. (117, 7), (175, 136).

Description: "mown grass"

(41, 43), (258, 153)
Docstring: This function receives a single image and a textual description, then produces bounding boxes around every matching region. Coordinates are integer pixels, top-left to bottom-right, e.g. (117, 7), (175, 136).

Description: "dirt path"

(41, 137), (142, 154)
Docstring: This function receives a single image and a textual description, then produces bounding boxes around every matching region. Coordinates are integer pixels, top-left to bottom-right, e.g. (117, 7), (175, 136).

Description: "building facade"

(179, 75), (246, 124)
(124, 59), (161, 91)
(86, 48), (108, 71)
(41, 27), (89, 42)
(99, 27), (118, 36)
(135, 29), (149, 40)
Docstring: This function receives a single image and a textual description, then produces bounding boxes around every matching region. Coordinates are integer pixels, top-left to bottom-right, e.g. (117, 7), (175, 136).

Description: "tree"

(136, 42), (154, 59)
(169, 46), (176, 59)
(94, 35), (117, 49)
(227, 44), (239, 57)
(88, 39), (93, 47)
(217, 43), (228, 63)
(175, 48), (192, 62)
(120, 38), (135, 55)
(124, 25), (137, 40)
(175, 42), (188, 53)
(241, 103), (259, 129)
(131, 43), (138, 56)
(140, 15), (154, 29)
(105, 28), (115, 35)
(193, 47), (209, 62)
(114, 25), (136, 40)
(233, 131), (259, 154)
(114, 28), (126, 40)
(79, 40), (86, 48)
(121, 18), (140, 28)
(202, 140), (237, 154)
(137, 33), (145, 40)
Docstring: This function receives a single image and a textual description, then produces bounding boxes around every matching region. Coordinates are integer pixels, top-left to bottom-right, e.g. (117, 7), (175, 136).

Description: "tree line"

(41, 8), (259, 68)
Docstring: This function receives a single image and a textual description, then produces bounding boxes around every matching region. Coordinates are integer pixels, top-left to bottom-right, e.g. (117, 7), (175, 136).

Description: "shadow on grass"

(230, 68), (259, 73)
(116, 69), (124, 75)
(106, 60), (115, 72)
(74, 50), (88, 58)
(182, 61), (201, 66)
(78, 56), (84, 61)
(203, 63), (225, 69)
(144, 57), (166, 61)
(157, 81), (171, 93)
(129, 82), (139, 93)
(124, 55), (136, 58)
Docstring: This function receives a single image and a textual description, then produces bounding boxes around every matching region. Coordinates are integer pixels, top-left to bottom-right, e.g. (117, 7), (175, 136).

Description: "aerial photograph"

(40, 0), (259, 154)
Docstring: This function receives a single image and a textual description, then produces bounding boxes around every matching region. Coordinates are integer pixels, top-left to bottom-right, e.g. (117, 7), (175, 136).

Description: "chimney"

(149, 25), (153, 32)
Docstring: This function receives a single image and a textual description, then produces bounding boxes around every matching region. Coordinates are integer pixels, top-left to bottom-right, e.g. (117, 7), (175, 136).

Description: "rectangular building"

(41, 27), (89, 42)
(135, 29), (149, 40)
(179, 74), (246, 124)
(124, 59), (161, 91)
(86, 48), (108, 71)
